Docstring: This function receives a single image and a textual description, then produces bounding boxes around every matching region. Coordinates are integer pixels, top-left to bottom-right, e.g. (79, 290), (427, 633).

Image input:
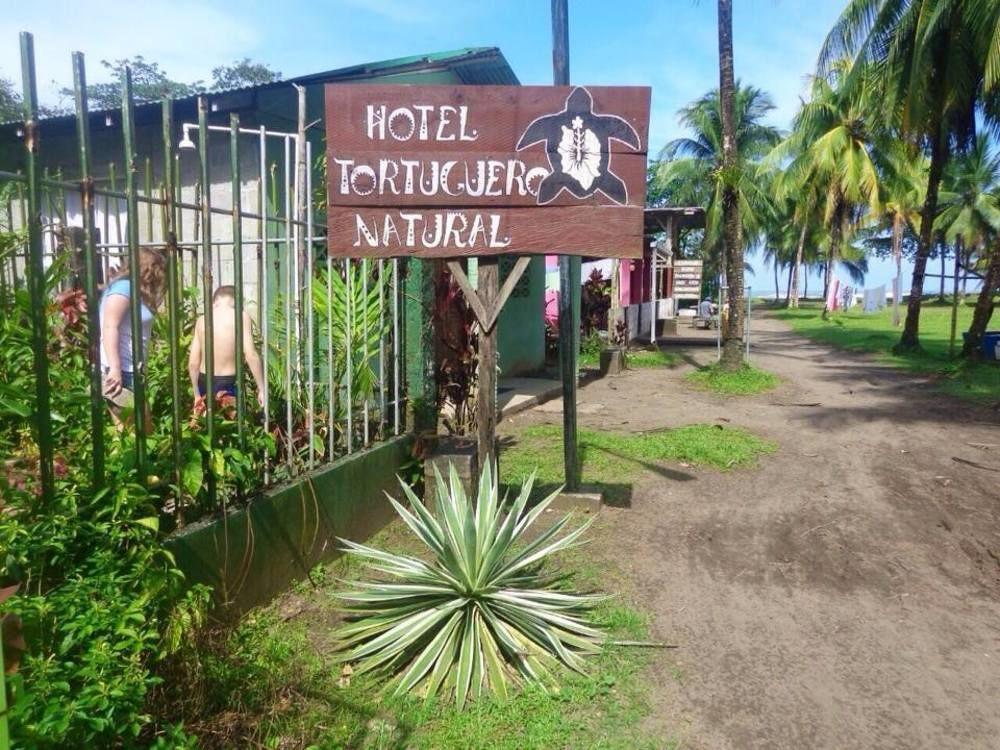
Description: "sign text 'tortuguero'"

(325, 83), (651, 258)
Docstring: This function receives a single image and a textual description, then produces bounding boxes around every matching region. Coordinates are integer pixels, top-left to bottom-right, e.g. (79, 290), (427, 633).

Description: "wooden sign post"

(325, 82), (650, 476)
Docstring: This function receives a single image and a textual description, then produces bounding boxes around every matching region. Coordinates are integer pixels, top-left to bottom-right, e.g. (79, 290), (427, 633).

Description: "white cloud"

(1, 0), (261, 106)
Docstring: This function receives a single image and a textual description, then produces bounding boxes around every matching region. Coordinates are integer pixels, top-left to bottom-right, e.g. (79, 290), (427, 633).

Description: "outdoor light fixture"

(105, 114), (113, 127)
(15, 126), (24, 138)
(177, 124), (196, 150)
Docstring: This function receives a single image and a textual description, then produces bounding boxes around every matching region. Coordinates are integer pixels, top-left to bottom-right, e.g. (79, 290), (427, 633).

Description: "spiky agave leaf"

(333, 461), (603, 708)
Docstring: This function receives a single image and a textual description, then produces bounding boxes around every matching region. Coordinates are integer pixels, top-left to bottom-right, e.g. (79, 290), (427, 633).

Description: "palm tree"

(717, 0), (744, 368)
(874, 140), (926, 325)
(821, 0), (1000, 351)
(773, 62), (880, 317)
(938, 134), (1000, 357)
(651, 85), (781, 303)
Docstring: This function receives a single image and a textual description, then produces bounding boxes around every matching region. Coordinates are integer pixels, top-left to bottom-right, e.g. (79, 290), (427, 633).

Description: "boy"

(188, 286), (266, 408)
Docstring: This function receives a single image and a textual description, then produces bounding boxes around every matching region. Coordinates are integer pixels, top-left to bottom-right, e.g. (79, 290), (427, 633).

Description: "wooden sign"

(325, 84), (651, 258)
(673, 259), (703, 300)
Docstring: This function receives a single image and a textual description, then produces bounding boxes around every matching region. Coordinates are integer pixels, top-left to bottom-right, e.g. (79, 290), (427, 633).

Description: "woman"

(100, 248), (166, 425)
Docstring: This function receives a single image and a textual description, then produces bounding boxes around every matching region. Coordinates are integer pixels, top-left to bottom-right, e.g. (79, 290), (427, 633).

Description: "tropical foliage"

(0, 250), (209, 748)
(655, 0), (1000, 359)
(334, 464), (603, 708)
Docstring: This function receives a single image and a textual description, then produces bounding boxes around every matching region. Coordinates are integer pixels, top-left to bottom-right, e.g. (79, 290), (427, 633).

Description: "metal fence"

(0, 33), (405, 525)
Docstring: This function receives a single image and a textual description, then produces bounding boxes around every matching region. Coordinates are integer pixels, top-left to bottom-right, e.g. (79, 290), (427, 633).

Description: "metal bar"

(144, 157), (153, 241)
(326, 222), (335, 459)
(72, 51), (106, 490)
(101, 178), (110, 283)
(362, 257), (369, 446)
(259, 126), (270, 484)
(0, 171), (310, 227)
(121, 66), (148, 478)
(162, 98), (184, 524)
(20, 32), (54, 502)
(717, 284), (725, 361)
(283, 136), (293, 471)
(345, 258), (353, 454)
(377, 258), (385, 438)
(306, 140), (315, 469)
(197, 97), (217, 504)
(231, 114), (246, 450)
(174, 154), (183, 284)
(649, 247), (656, 344)
(109, 162), (123, 264)
(745, 285), (751, 362)
(392, 257), (400, 435)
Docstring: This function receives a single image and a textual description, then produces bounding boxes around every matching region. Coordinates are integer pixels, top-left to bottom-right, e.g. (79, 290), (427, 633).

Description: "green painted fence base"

(167, 434), (414, 617)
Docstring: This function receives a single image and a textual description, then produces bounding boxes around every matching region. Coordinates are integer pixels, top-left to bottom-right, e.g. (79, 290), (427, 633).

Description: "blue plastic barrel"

(982, 331), (1000, 361)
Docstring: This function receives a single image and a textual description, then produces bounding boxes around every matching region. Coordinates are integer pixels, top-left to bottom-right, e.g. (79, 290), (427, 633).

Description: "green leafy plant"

(334, 464), (603, 708)
(0, 235), (207, 748)
(266, 261), (389, 464)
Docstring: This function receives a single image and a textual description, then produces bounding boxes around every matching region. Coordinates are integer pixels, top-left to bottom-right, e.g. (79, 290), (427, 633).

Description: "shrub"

(334, 464), (603, 708)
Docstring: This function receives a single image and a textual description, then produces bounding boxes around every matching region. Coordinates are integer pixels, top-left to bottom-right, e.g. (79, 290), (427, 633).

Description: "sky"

(0, 0), (924, 293)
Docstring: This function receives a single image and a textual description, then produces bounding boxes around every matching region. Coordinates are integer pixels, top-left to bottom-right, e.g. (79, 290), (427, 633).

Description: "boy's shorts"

(197, 373), (238, 398)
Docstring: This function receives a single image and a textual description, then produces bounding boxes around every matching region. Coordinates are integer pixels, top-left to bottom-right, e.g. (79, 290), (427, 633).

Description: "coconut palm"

(938, 134), (1000, 356)
(773, 62), (881, 317)
(716, 0), (744, 368)
(820, 0), (1000, 351)
(873, 138), (927, 325)
(651, 85), (781, 301)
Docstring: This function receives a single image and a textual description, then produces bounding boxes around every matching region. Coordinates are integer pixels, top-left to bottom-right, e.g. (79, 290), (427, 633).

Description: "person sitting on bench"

(188, 285), (266, 408)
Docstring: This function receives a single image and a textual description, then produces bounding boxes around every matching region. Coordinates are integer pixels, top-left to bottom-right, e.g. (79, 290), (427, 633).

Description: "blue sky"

(1, 0), (920, 292)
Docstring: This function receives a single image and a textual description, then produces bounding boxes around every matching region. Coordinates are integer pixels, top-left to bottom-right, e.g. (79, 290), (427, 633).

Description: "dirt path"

(501, 312), (1000, 750)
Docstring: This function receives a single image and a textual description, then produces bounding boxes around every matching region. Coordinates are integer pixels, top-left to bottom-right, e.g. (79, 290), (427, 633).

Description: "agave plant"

(334, 463), (603, 708)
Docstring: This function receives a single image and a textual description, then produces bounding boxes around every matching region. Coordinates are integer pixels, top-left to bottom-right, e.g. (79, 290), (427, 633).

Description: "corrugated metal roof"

(0, 46), (518, 129)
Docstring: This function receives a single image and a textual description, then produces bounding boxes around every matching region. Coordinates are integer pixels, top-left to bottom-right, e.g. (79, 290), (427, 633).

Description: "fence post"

(162, 99), (184, 522)
(121, 67), (148, 479)
(197, 97), (218, 506)
(19, 32), (55, 503)
(230, 114), (246, 450)
(72, 51), (106, 489)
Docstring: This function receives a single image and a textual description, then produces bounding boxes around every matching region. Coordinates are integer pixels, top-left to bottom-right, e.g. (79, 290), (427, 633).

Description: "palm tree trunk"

(784, 261), (793, 305)
(804, 268), (809, 298)
(891, 213), (903, 326)
(717, 0), (743, 369)
(949, 237), (962, 357)
(899, 120), (946, 352)
(773, 257), (780, 301)
(790, 223), (806, 308)
(962, 241), (1000, 359)
(821, 222), (840, 321)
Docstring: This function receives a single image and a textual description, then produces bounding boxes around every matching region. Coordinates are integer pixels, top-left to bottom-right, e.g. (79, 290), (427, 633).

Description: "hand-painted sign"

(672, 259), (703, 300)
(325, 84), (650, 258)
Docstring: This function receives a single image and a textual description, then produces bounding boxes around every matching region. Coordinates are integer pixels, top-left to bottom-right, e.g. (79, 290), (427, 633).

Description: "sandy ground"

(500, 312), (1000, 750)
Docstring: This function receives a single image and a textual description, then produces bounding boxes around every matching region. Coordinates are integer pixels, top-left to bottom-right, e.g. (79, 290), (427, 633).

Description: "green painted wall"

(497, 256), (545, 376)
(468, 256), (546, 377)
(167, 434), (413, 617)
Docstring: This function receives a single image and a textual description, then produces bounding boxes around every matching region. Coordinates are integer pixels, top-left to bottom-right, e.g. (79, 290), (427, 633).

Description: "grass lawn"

(501, 423), (776, 504)
(684, 363), (779, 396)
(770, 301), (999, 402)
(578, 345), (680, 370)
(162, 524), (675, 750)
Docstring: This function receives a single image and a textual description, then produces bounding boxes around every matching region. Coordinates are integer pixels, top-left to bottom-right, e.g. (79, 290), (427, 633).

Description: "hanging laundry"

(862, 284), (886, 313)
(825, 278), (841, 312)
